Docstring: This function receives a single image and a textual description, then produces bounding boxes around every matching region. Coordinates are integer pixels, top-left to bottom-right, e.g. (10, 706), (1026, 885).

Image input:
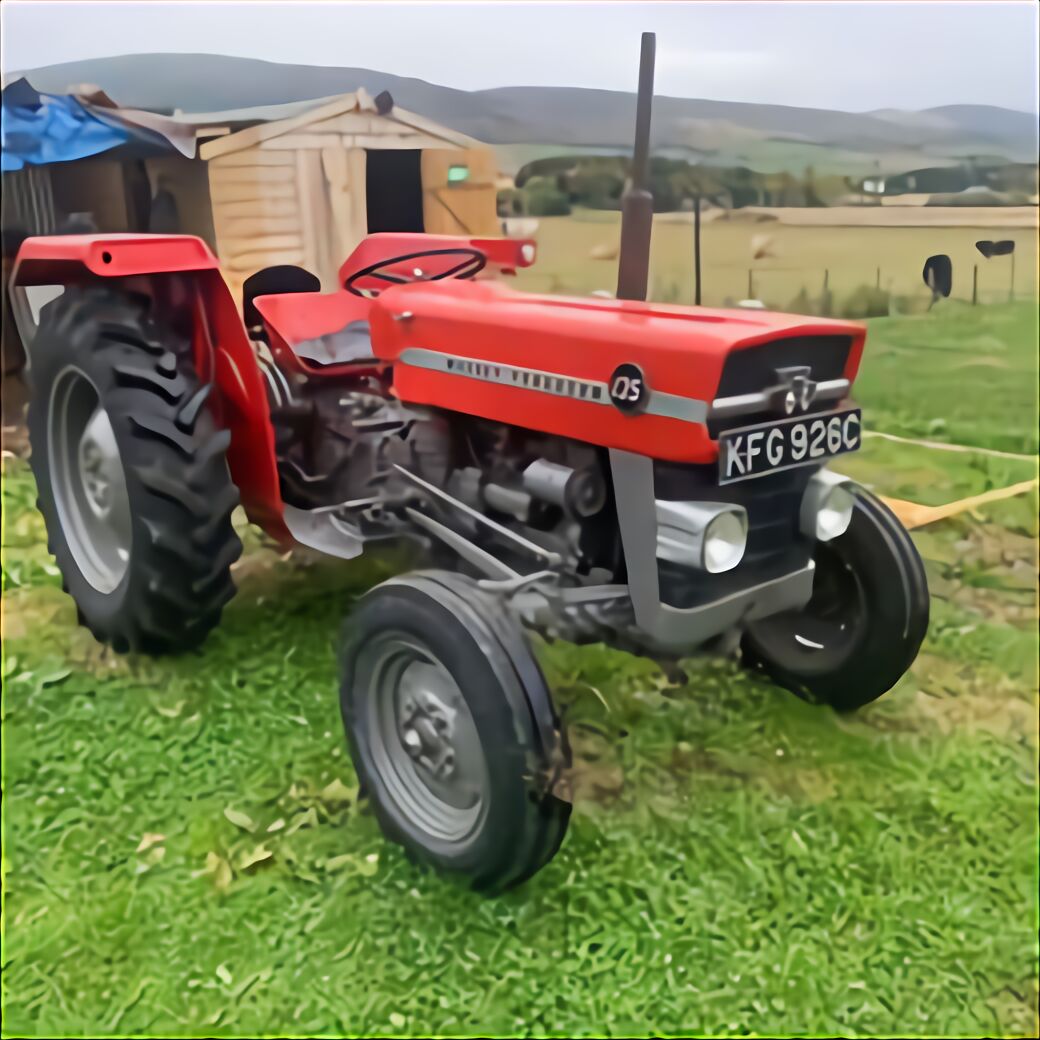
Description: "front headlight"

(655, 500), (748, 573)
(703, 510), (748, 573)
(800, 470), (855, 542)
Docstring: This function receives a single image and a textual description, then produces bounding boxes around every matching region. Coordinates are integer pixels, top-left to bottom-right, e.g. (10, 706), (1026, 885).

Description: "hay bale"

(750, 233), (775, 260)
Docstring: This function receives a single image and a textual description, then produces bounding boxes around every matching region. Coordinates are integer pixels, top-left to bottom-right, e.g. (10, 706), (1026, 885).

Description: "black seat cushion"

(293, 321), (374, 366)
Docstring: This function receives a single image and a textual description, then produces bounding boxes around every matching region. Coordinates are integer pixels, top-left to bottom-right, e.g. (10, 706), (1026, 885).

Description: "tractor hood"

(372, 280), (866, 465)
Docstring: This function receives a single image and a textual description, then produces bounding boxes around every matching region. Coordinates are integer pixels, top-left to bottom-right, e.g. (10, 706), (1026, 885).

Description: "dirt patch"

(867, 653), (1038, 743)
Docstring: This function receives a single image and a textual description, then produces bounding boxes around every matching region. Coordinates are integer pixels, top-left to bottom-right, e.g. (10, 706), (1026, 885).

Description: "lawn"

(2, 303), (1037, 1038)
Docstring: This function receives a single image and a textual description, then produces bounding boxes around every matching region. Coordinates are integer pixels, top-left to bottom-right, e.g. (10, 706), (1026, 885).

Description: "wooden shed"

(198, 89), (499, 296)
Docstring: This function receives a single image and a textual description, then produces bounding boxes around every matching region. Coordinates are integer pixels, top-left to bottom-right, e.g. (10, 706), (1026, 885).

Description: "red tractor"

(9, 36), (927, 892)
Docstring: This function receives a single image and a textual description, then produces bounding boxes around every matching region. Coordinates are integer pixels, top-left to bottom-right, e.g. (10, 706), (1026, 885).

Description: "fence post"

(693, 194), (702, 306)
(972, 264), (978, 306)
(747, 268), (753, 299)
(876, 266), (881, 290)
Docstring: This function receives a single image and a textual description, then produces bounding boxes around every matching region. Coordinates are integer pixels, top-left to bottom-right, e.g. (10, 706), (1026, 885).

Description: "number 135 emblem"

(609, 363), (649, 415)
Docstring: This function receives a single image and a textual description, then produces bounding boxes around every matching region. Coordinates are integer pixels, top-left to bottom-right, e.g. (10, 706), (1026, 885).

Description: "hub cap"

(746, 542), (865, 679)
(367, 636), (488, 845)
(48, 367), (132, 594)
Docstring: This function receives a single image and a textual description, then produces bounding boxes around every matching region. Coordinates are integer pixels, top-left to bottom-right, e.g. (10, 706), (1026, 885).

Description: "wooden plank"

(209, 165), (296, 186)
(209, 150), (296, 169)
(307, 112), (375, 134)
(209, 180), (297, 203)
(349, 133), (447, 150)
(296, 149), (328, 282)
(221, 233), (303, 255)
(388, 105), (482, 148)
(199, 92), (359, 159)
(259, 133), (343, 151)
(215, 198), (299, 219)
(225, 249), (305, 272)
(321, 146), (351, 269)
(221, 215), (302, 238)
(346, 147), (367, 256)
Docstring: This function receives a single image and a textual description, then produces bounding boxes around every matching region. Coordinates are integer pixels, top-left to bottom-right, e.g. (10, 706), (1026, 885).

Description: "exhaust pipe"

(616, 31), (656, 303)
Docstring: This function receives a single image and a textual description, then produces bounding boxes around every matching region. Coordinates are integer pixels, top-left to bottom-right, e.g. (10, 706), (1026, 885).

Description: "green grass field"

(2, 304), (1037, 1038)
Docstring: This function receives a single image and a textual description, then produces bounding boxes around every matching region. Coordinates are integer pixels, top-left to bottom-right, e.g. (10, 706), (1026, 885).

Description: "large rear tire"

(27, 286), (242, 653)
(340, 571), (571, 893)
(742, 486), (929, 712)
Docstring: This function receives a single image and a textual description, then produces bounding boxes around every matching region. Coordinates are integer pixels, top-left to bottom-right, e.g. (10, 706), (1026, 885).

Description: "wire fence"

(645, 263), (1036, 317)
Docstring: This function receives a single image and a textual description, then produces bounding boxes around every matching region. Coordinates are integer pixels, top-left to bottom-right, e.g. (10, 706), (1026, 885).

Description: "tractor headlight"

(800, 470), (856, 542)
(655, 500), (748, 573)
(702, 510), (748, 573)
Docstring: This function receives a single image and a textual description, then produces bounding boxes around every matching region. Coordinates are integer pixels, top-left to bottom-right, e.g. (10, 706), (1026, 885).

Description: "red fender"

(12, 234), (290, 540)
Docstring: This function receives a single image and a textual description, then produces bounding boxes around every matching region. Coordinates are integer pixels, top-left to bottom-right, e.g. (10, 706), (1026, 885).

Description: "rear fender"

(11, 234), (289, 540)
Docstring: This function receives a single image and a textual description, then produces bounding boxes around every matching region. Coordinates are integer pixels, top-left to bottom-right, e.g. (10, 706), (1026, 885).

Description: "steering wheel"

(344, 248), (487, 298)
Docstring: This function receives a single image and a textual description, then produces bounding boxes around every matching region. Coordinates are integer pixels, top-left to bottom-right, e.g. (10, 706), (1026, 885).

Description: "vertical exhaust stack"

(616, 31), (656, 302)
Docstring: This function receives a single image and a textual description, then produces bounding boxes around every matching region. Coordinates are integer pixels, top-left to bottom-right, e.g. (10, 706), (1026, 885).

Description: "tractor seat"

(293, 321), (373, 366)
(251, 287), (378, 371)
(242, 265), (320, 330)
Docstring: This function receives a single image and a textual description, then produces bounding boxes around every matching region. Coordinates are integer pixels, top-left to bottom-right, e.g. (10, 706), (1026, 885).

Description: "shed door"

(365, 149), (424, 233)
(421, 148), (499, 236)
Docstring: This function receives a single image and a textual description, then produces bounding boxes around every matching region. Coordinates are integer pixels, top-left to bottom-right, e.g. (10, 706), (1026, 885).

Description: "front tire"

(340, 571), (571, 892)
(27, 286), (242, 653)
(742, 486), (929, 712)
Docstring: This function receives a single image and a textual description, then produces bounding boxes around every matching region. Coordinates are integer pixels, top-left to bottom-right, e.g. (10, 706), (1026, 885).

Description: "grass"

(2, 304), (1038, 1038)
(513, 212), (1038, 312)
(851, 301), (1039, 455)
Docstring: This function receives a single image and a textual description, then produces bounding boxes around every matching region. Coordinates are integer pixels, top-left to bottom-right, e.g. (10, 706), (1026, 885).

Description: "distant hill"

(13, 53), (1039, 175)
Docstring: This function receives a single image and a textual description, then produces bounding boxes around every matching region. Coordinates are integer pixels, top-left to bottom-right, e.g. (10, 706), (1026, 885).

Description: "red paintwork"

(13, 230), (866, 533)
(12, 234), (290, 540)
(337, 232), (535, 291)
(371, 280), (866, 464)
(11, 233), (222, 280)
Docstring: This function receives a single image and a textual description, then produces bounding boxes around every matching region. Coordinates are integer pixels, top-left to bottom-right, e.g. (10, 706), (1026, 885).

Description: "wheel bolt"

(402, 728), (422, 757)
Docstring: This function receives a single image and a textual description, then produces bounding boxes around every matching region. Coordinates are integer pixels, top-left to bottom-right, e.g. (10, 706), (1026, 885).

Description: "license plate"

(718, 408), (862, 484)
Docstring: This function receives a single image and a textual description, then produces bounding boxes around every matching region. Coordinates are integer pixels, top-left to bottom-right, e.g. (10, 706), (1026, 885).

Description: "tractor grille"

(653, 461), (814, 610)
(708, 334), (853, 438)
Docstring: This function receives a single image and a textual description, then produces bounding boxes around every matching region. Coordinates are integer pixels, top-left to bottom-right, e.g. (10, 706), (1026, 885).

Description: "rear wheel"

(27, 286), (242, 653)
(340, 571), (571, 892)
(742, 487), (929, 712)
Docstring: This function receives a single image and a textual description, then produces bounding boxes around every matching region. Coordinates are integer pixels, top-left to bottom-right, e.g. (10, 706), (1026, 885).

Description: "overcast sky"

(2, 1), (1037, 113)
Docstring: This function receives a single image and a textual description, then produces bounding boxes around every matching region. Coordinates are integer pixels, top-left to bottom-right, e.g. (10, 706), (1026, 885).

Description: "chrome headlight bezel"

(655, 500), (749, 573)
(800, 470), (856, 542)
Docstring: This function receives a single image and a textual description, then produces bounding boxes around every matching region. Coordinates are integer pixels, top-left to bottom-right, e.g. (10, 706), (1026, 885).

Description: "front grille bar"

(710, 377), (850, 420)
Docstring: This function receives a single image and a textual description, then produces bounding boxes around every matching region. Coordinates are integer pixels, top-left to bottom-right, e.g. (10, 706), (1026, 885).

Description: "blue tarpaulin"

(1, 78), (132, 172)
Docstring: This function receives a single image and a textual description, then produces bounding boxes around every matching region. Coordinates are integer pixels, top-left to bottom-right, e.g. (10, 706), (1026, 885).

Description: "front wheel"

(340, 571), (571, 892)
(742, 486), (929, 712)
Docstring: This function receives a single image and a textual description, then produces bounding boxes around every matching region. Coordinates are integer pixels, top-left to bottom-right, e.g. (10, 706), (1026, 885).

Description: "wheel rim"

(365, 634), (489, 845)
(48, 366), (132, 594)
(746, 541), (866, 678)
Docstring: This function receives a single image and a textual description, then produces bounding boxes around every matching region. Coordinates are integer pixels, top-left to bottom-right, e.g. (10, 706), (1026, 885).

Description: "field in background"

(514, 209), (1038, 310)
(2, 304), (1037, 1037)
